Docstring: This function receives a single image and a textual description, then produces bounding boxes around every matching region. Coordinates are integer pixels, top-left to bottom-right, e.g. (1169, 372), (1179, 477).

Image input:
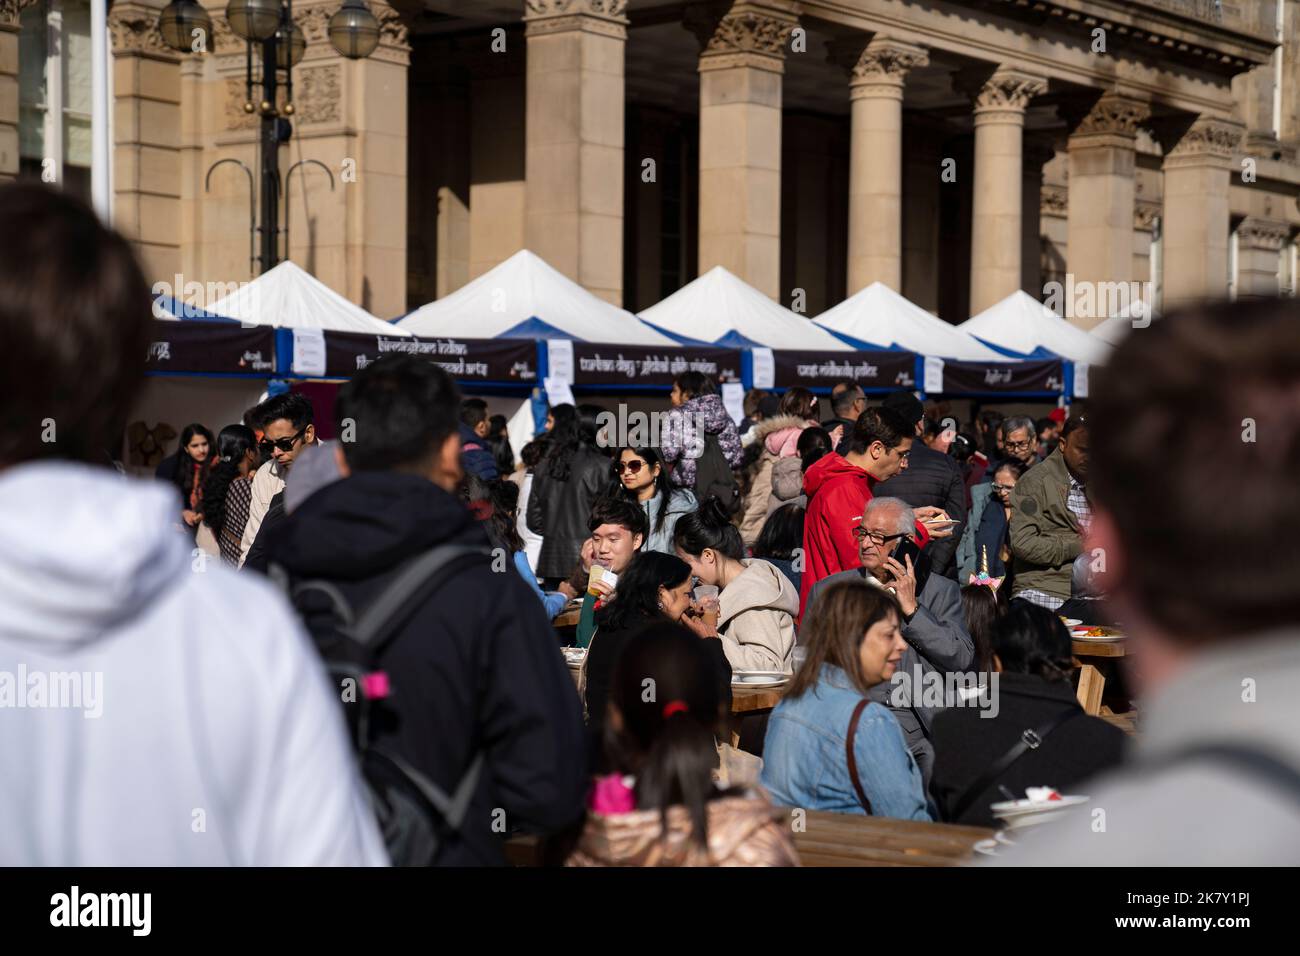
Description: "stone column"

(109, 2), (184, 284)
(901, 123), (943, 312)
(467, 37), (525, 284)
(839, 36), (927, 295)
(967, 67), (1046, 316)
(1234, 217), (1290, 298)
(1160, 116), (1243, 308)
(1021, 137), (1055, 300)
(0, 0), (21, 181)
(693, 1), (796, 300)
(524, 0), (628, 305)
(1065, 93), (1150, 321)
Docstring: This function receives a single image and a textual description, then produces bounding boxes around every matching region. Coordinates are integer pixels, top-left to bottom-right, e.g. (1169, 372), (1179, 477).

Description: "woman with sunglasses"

(612, 447), (697, 555)
(973, 459), (1026, 580)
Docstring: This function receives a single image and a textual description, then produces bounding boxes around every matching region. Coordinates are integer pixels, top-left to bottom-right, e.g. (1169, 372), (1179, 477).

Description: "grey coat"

(806, 568), (974, 768)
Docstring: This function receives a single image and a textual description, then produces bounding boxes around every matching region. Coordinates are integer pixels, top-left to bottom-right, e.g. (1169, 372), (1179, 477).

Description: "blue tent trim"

(629, 318), (719, 348)
(821, 328), (910, 352)
(498, 316), (582, 340)
(153, 294), (238, 323)
(969, 335), (1061, 361)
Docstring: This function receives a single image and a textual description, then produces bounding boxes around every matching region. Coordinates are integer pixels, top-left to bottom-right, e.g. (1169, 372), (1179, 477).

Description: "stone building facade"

(3, 0), (1299, 325)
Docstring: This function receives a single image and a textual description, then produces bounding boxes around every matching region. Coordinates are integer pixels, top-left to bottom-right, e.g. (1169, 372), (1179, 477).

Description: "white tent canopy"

(813, 282), (1004, 361)
(206, 260), (408, 336)
(638, 265), (851, 351)
(960, 291), (1112, 364)
(399, 249), (675, 346)
(1091, 299), (1156, 347)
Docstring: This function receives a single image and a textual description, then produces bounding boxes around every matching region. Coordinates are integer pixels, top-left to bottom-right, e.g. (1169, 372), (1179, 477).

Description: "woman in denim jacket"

(761, 581), (931, 820)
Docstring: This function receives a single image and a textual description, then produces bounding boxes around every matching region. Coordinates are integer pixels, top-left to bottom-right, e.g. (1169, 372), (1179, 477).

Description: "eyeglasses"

(1004, 440), (1034, 452)
(992, 483), (1016, 493)
(259, 427), (307, 454)
(852, 527), (909, 546)
(614, 460), (645, 476)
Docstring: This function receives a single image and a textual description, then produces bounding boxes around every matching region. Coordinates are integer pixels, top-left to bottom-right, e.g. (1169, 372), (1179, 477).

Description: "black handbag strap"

(845, 698), (873, 815)
(951, 705), (1083, 821)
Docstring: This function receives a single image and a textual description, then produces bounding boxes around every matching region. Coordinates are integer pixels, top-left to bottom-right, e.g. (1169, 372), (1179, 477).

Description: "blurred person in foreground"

(995, 298), (1300, 866)
(0, 183), (384, 864)
(267, 354), (587, 865)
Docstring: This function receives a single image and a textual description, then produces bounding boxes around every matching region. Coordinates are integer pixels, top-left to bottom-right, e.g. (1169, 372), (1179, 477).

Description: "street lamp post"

(158, 0), (380, 274)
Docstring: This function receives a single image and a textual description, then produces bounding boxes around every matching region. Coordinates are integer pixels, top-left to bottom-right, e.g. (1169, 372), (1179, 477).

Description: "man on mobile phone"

(806, 496), (973, 787)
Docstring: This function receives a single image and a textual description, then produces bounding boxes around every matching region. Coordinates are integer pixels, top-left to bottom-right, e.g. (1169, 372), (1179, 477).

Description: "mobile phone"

(893, 536), (923, 567)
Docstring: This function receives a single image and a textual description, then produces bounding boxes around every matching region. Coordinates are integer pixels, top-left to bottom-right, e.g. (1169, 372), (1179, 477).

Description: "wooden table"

(554, 605), (582, 629)
(503, 809), (993, 867)
(1071, 636), (1127, 717)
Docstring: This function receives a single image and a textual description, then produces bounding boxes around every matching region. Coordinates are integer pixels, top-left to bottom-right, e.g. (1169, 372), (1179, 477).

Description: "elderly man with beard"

(806, 496), (974, 787)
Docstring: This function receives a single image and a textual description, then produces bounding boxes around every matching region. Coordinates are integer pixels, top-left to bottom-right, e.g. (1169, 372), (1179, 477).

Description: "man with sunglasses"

(806, 496), (972, 786)
(238, 393), (322, 568)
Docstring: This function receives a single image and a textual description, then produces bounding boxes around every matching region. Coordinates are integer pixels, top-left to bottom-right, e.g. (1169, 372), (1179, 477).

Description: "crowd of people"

(2, 182), (1297, 868)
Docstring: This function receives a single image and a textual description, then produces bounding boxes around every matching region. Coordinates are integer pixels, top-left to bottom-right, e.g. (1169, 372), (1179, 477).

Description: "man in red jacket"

(799, 405), (953, 618)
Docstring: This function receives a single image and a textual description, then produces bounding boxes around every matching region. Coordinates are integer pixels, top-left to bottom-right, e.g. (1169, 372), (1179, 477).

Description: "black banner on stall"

(325, 332), (539, 383)
(772, 350), (916, 390)
(941, 358), (1064, 395)
(571, 344), (741, 387)
(145, 320), (276, 374)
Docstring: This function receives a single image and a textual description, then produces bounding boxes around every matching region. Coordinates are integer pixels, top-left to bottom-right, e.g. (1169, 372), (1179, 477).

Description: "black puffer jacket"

(873, 443), (967, 577)
(267, 471), (587, 866)
(526, 445), (612, 580)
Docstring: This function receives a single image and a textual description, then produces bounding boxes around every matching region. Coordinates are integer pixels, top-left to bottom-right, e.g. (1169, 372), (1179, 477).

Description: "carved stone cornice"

(972, 68), (1050, 117)
(1235, 217), (1291, 252)
(1040, 184), (1068, 219)
(0, 0), (40, 28)
(1135, 201), (1161, 231)
(1071, 93), (1151, 139)
(837, 37), (928, 99)
(224, 63), (341, 129)
(1163, 115), (1244, 167)
(698, 3), (797, 73)
(109, 3), (183, 60)
(524, 0), (628, 40)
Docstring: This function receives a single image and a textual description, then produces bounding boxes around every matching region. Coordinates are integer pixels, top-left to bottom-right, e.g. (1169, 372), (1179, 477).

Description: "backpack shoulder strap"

(351, 544), (491, 649)
(845, 698), (873, 815)
(371, 748), (487, 829)
(950, 705), (1083, 822)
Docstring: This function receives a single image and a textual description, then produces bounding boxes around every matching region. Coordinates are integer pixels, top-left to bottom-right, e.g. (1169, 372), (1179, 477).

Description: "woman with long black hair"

(163, 423), (216, 536)
(565, 622), (797, 867)
(611, 446), (697, 555)
(526, 403), (611, 587)
(200, 425), (259, 565)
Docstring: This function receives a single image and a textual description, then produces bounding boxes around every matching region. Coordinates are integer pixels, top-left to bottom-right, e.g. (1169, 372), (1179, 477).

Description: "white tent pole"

(91, 0), (112, 222)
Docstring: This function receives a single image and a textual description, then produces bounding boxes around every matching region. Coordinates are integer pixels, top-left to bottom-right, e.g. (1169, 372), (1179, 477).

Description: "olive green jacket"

(1008, 448), (1083, 600)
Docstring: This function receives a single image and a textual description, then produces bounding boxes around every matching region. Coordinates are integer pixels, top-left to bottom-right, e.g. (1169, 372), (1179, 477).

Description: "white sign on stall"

(546, 339), (575, 385)
(751, 348), (775, 390)
(721, 382), (745, 425)
(922, 356), (945, 395)
(543, 376), (576, 408)
(291, 328), (327, 377)
(1073, 362), (1090, 399)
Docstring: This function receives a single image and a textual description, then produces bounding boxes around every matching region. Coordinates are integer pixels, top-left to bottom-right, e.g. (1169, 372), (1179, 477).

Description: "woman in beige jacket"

(673, 499), (800, 673)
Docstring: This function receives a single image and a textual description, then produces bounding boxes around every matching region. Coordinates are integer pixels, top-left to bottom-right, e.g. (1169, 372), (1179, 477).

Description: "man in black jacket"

(267, 355), (587, 865)
(873, 390), (967, 578)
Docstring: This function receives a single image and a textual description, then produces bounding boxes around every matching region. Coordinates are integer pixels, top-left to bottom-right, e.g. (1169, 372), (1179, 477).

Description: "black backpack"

(693, 431), (741, 516)
(271, 543), (491, 865)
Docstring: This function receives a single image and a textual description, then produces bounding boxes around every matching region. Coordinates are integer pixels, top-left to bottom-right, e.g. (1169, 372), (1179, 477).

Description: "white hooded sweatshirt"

(0, 462), (387, 865)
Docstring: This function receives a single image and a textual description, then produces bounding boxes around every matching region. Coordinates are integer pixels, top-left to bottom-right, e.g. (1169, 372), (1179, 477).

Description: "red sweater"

(798, 453), (931, 619)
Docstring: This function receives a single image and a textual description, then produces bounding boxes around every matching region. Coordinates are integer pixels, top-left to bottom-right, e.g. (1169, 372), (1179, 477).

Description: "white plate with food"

(1059, 617), (1083, 627)
(1070, 625), (1125, 641)
(990, 792), (1088, 828)
(731, 670), (790, 688)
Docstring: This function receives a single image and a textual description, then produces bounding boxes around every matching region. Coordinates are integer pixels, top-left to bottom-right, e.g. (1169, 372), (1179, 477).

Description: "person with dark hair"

(487, 413), (515, 477)
(1009, 415), (1089, 610)
(158, 422), (217, 535)
(960, 583), (1003, 675)
(612, 447), (697, 554)
(874, 390), (967, 579)
(237, 391), (321, 567)
(527, 403), (612, 587)
(930, 601), (1126, 828)
(767, 425), (831, 516)
(958, 457), (1027, 581)
(661, 372), (742, 492)
(581, 552), (731, 753)
(975, 408), (1005, 461)
(485, 477), (568, 620)
(737, 388), (770, 440)
(752, 504), (805, 594)
(566, 622), (797, 867)
(673, 497), (798, 672)
(806, 496), (973, 785)
(573, 496), (650, 650)
(511, 437), (549, 574)
(457, 397), (499, 481)
(1035, 415), (1060, 459)
(738, 389), (818, 547)
(800, 405), (951, 619)
(200, 424), (259, 566)
(761, 581), (930, 820)
(0, 183), (383, 864)
(825, 382), (866, 452)
(266, 353), (587, 865)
